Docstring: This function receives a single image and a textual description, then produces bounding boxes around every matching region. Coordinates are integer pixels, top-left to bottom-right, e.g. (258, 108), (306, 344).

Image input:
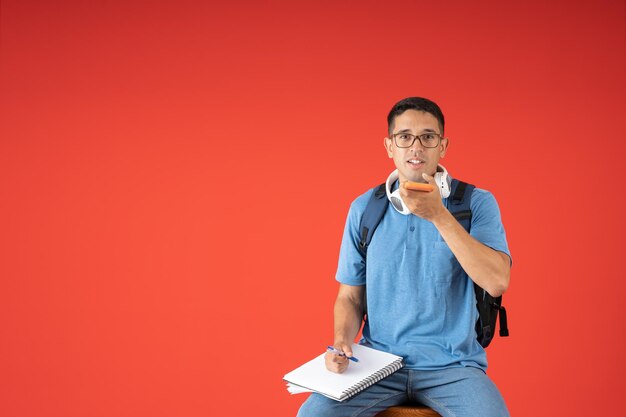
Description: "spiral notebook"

(283, 344), (404, 402)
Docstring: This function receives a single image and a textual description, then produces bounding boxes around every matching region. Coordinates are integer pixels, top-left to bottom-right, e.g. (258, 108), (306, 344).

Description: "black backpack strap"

(498, 305), (509, 337)
(358, 184), (387, 258)
(448, 179), (474, 231)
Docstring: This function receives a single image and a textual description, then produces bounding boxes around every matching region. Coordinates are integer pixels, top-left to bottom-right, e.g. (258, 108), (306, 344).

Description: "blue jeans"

(296, 367), (509, 417)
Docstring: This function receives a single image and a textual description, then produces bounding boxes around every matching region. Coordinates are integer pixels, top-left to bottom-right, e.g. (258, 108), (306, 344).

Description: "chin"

(398, 166), (426, 183)
(403, 174), (423, 183)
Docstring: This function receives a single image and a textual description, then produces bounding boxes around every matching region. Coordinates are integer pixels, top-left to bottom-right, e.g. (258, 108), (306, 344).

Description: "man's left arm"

(400, 173), (510, 297)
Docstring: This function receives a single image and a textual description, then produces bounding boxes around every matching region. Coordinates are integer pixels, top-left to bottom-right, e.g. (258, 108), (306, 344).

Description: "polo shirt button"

(409, 226), (415, 232)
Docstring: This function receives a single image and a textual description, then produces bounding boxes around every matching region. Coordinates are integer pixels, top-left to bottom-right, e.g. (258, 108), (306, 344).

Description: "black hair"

(387, 97), (445, 135)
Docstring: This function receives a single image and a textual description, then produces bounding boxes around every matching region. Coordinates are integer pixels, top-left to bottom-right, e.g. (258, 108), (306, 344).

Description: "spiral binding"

(341, 359), (404, 400)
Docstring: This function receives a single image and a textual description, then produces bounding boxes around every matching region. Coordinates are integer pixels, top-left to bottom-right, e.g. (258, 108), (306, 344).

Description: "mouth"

(406, 158), (425, 168)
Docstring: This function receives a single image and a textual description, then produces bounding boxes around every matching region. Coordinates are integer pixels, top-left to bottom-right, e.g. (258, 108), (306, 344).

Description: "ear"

(384, 136), (394, 158)
(440, 136), (449, 158)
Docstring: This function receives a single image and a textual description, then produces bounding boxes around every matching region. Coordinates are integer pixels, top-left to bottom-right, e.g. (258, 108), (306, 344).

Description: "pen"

(326, 346), (359, 362)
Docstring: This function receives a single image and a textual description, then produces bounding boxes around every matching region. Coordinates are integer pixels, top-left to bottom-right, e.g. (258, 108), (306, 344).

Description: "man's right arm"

(325, 283), (365, 374)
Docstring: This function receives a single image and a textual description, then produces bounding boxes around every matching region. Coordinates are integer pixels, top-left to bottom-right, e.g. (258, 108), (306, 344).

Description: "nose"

(409, 137), (425, 153)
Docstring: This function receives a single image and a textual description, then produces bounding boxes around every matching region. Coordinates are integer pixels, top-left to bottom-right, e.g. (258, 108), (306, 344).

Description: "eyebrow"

(394, 128), (438, 134)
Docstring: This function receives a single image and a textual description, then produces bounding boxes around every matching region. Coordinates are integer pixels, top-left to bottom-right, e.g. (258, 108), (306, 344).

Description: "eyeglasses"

(392, 132), (443, 148)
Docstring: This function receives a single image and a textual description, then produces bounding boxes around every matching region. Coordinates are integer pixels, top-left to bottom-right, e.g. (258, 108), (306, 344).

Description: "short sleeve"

(469, 188), (512, 263)
(334, 190), (374, 285)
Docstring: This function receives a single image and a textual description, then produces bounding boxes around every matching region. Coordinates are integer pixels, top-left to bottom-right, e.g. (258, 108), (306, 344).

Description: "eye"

(421, 134), (436, 141)
(398, 134), (411, 141)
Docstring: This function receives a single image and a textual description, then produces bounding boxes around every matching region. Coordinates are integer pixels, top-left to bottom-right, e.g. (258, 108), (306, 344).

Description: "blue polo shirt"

(335, 182), (510, 371)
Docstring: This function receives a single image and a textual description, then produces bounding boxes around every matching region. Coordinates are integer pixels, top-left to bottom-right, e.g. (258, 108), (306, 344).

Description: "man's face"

(384, 109), (448, 183)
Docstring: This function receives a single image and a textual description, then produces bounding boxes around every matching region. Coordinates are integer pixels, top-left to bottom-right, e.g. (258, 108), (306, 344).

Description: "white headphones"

(385, 165), (451, 215)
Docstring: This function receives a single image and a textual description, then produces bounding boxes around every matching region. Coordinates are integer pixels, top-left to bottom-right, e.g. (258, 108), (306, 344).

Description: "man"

(296, 97), (511, 417)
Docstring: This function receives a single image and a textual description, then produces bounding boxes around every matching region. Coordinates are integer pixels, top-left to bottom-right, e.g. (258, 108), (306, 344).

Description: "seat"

(374, 405), (442, 417)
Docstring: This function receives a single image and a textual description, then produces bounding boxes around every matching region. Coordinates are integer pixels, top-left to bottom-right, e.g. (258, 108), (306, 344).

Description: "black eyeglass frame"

(391, 132), (444, 149)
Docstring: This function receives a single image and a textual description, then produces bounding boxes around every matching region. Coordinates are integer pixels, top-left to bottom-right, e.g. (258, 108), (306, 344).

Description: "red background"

(1, 1), (625, 416)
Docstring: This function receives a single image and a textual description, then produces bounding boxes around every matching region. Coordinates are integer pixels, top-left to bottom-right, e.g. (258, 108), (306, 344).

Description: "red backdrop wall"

(1, 1), (625, 416)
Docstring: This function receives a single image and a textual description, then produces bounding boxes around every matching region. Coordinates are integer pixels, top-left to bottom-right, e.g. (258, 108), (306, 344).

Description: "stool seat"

(375, 405), (442, 417)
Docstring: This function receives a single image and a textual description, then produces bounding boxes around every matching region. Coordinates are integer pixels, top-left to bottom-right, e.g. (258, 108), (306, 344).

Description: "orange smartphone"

(404, 182), (434, 192)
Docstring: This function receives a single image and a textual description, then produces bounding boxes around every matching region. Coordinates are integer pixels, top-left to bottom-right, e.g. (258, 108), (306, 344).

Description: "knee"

(296, 394), (337, 417)
(296, 402), (312, 417)
(296, 402), (315, 417)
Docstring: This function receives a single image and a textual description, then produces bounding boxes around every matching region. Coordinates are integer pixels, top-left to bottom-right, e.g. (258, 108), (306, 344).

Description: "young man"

(296, 97), (511, 417)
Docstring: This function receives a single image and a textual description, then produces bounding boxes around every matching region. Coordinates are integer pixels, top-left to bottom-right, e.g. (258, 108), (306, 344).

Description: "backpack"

(357, 179), (509, 348)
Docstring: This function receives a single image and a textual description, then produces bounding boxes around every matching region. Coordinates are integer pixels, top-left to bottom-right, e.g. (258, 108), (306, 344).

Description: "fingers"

(421, 172), (436, 184)
(325, 343), (352, 374)
(339, 343), (353, 359)
(325, 351), (349, 373)
(398, 176), (444, 220)
(330, 353), (348, 364)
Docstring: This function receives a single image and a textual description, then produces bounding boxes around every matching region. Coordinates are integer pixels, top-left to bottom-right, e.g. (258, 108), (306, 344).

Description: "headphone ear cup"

(389, 189), (410, 215)
(435, 170), (451, 198)
(386, 169), (411, 215)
